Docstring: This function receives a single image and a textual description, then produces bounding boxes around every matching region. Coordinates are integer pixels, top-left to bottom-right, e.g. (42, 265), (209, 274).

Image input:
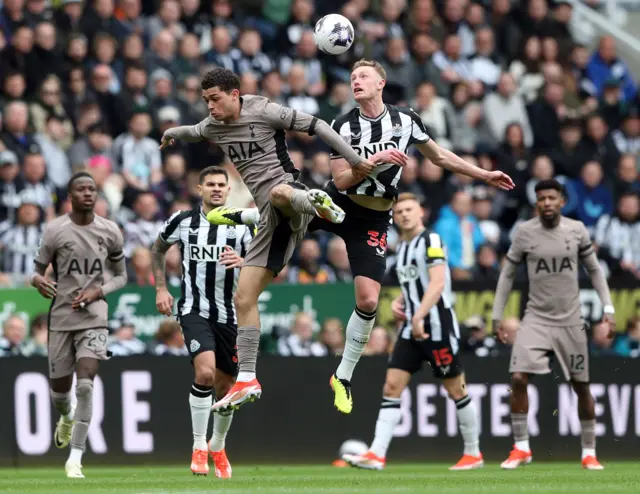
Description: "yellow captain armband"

(427, 247), (445, 259)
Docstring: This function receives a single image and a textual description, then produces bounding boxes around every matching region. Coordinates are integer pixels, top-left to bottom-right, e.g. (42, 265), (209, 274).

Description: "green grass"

(1, 463), (639, 493)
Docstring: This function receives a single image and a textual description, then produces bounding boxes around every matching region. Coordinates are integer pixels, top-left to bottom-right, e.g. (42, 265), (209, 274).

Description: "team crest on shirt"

(392, 123), (403, 137)
(226, 227), (237, 239)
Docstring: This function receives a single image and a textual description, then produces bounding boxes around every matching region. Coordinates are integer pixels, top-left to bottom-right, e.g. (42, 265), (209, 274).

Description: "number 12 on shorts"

(570, 354), (585, 371)
(432, 348), (453, 367)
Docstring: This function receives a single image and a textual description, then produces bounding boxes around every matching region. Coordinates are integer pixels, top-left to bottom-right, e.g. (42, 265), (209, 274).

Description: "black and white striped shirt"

(593, 214), (640, 269)
(329, 105), (430, 200)
(0, 221), (44, 275)
(396, 230), (460, 343)
(159, 208), (252, 325)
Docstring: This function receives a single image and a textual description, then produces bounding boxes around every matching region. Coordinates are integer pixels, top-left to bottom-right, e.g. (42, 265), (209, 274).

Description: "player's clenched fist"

(156, 288), (174, 316)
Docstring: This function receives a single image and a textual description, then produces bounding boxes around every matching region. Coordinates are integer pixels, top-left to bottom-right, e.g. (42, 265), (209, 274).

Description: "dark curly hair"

(201, 68), (241, 93)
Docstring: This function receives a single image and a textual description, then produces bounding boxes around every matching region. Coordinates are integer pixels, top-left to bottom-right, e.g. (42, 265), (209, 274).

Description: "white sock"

(336, 307), (376, 381)
(455, 395), (481, 457)
(582, 448), (596, 460)
(236, 371), (255, 382)
(68, 447), (83, 464)
(63, 405), (75, 423)
(240, 208), (260, 225)
(369, 397), (401, 458)
(209, 409), (234, 452)
(515, 440), (531, 452)
(190, 383), (213, 451)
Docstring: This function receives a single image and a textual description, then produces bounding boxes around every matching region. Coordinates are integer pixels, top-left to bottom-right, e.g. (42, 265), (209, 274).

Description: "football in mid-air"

(313, 14), (355, 55)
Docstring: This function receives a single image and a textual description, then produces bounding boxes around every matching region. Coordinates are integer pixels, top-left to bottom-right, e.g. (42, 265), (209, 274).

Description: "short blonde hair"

(396, 192), (420, 204)
(352, 59), (387, 80)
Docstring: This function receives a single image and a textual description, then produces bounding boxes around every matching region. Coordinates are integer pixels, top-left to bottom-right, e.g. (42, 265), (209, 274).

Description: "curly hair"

(201, 68), (241, 93)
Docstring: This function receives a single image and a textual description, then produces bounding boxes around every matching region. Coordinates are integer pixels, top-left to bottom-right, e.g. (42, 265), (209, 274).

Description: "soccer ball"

(313, 14), (355, 55)
(338, 439), (368, 458)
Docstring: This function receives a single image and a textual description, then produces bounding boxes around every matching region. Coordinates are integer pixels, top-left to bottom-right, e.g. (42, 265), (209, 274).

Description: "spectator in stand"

(123, 191), (163, 257)
(107, 316), (146, 356)
(1, 100), (39, 161)
(0, 191), (44, 279)
(326, 236), (352, 283)
(510, 36), (544, 104)
(612, 108), (640, 155)
(300, 151), (330, 190)
(151, 319), (188, 356)
(164, 243), (182, 287)
(461, 315), (509, 357)
(549, 118), (589, 179)
(496, 122), (531, 191)
(434, 190), (484, 279)
(21, 313), (48, 357)
(152, 152), (188, 215)
(17, 151), (55, 220)
(276, 0), (317, 55)
(472, 187), (500, 245)
(586, 36), (637, 103)
(593, 191), (640, 279)
(279, 29), (325, 97)
(613, 317), (640, 358)
(413, 81), (454, 150)
(565, 160), (614, 230)
(471, 243), (501, 282)
(260, 70), (286, 106)
(0, 150), (21, 223)
(318, 317), (345, 356)
(0, 314), (27, 357)
(287, 237), (335, 284)
(127, 246), (155, 286)
(484, 72), (533, 148)
(234, 28), (273, 78)
(579, 114), (621, 171)
(397, 155), (423, 198)
(277, 312), (327, 357)
(527, 80), (564, 151)
(613, 154), (640, 198)
(363, 326), (392, 356)
(34, 115), (72, 188)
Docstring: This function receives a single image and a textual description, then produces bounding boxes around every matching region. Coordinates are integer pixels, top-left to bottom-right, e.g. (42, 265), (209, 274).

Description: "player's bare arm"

(415, 140), (515, 191)
(331, 149), (410, 191)
(391, 294), (406, 322)
(411, 263), (446, 340)
(492, 227), (521, 342)
(31, 261), (57, 299)
(151, 236), (174, 316)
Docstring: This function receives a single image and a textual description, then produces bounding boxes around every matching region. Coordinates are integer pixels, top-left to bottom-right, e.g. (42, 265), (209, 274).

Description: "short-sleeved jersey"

(193, 95), (318, 211)
(396, 229), (459, 342)
(160, 208), (252, 325)
(329, 105), (430, 200)
(34, 214), (124, 331)
(506, 216), (595, 326)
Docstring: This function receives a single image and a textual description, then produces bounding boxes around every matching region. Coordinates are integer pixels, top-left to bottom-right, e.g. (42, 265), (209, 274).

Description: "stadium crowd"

(0, 0), (639, 357)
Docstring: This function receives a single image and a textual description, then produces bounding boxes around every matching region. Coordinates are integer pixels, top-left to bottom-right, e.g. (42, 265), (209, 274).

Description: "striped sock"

(369, 396), (401, 458)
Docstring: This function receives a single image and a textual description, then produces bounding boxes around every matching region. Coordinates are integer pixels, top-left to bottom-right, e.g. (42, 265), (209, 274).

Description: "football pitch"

(1, 463), (639, 493)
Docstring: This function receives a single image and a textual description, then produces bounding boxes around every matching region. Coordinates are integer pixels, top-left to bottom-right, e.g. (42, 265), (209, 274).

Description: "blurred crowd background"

(0, 0), (638, 358)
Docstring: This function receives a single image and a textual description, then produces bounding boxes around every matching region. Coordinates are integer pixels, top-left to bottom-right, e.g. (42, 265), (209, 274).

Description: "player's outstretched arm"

(415, 140), (515, 191)
(159, 123), (205, 149)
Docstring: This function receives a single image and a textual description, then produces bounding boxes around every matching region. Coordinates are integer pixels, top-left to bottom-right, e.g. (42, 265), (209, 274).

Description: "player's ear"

(378, 78), (386, 90)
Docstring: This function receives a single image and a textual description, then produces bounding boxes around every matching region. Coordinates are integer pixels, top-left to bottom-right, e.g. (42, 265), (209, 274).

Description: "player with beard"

(492, 179), (614, 470)
(31, 172), (127, 478)
(151, 166), (253, 477)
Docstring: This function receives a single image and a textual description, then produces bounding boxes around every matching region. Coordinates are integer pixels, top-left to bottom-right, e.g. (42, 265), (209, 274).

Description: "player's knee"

(195, 366), (215, 388)
(511, 373), (529, 392)
(269, 185), (290, 208)
(445, 383), (467, 401)
(75, 378), (93, 400)
(382, 379), (404, 398)
(233, 289), (255, 313)
(356, 297), (378, 315)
